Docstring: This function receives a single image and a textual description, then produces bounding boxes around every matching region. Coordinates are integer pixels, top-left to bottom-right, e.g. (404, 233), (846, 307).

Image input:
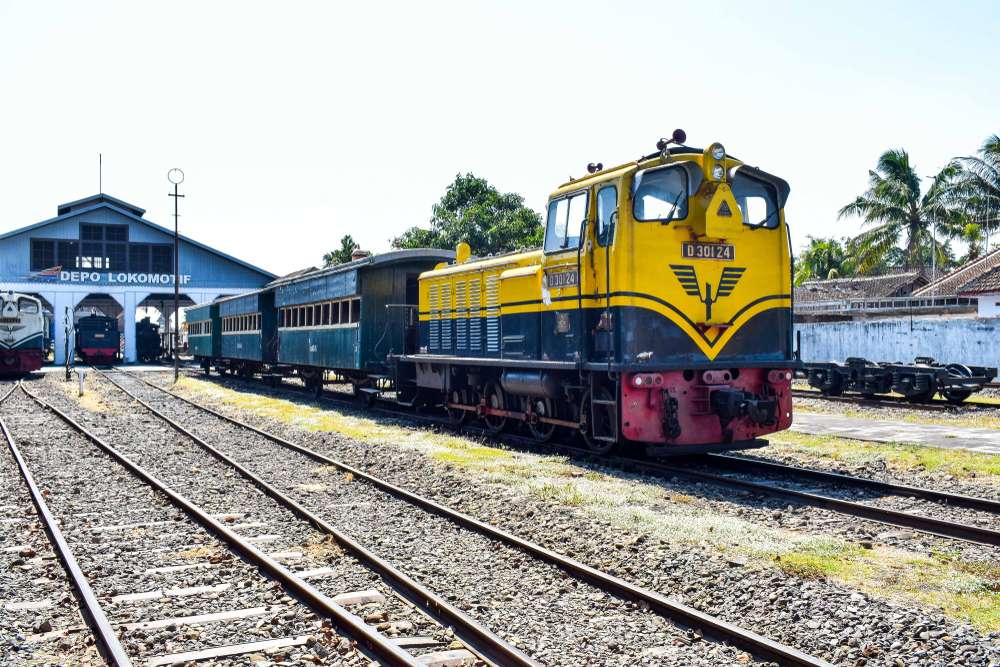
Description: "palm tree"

(794, 236), (852, 284)
(839, 149), (959, 273)
(952, 134), (1000, 248)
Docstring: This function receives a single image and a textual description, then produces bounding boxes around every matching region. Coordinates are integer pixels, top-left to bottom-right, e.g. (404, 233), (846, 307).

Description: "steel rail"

(187, 371), (1000, 547)
(706, 454), (1000, 515)
(634, 458), (1000, 547)
(18, 382), (422, 667)
(790, 388), (997, 412)
(96, 370), (537, 667)
(120, 371), (832, 667)
(0, 385), (134, 667)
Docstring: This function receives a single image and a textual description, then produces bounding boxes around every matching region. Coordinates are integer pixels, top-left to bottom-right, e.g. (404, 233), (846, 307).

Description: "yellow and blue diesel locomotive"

(397, 132), (794, 454)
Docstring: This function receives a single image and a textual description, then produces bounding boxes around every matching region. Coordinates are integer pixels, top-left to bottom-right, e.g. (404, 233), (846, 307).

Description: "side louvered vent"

(455, 280), (468, 351)
(440, 282), (452, 352)
(469, 278), (482, 352)
(485, 273), (500, 354)
(428, 283), (439, 351)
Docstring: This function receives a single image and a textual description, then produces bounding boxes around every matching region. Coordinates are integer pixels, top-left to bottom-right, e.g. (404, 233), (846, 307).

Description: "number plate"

(93, 333), (105, 339)
(682, 242), (735, 261)
(545, 269), (579, 288)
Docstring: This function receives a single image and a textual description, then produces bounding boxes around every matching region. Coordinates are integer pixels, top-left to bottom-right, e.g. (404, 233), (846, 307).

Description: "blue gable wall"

(0, 197), (274, 290)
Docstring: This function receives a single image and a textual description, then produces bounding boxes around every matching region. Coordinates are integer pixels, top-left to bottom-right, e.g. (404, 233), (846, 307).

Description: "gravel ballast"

(141, 370), (1000, 667)
(52, 370), (774, 666)
(2, 387), (367, 666)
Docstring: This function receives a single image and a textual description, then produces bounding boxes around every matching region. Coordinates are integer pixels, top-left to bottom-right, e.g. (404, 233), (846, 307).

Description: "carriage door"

(591, 184), (618, 362)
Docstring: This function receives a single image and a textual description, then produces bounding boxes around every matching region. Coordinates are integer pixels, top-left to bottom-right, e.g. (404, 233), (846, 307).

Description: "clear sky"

(1, 0), (997, 276)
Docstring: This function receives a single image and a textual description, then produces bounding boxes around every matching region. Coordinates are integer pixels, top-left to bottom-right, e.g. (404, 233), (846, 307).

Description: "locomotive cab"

(537, 137), (794, 450)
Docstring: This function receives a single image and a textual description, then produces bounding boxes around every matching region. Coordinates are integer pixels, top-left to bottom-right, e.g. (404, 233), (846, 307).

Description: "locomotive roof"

(266, 248), (455, 288)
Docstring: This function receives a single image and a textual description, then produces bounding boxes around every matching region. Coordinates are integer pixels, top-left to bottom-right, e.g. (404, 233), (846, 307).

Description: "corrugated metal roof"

(266, 248), (454, 288)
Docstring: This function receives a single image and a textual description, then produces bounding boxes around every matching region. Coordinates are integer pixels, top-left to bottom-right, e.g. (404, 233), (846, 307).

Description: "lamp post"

(167, 168), (185, 383)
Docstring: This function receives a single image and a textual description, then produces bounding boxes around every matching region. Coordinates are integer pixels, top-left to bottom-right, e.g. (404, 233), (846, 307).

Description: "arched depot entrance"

(72, 293), (124, 363)
(136, 292), (197, 362)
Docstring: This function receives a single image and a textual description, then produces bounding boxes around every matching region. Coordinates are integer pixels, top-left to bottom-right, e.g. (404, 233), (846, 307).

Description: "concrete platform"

(34, 362), (196, 374)
(792, 412), (1000, 455)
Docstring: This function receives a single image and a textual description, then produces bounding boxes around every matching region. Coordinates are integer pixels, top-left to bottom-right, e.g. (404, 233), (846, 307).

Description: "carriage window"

(340, 301), (348, 324)
(350, 298), (361, 323)
(322, 303), (330, 325)
(596, 186), (617, 247)
(731, 170), (780, 228)
(632, 165), (688, 222)
(544, 191), (588, 253)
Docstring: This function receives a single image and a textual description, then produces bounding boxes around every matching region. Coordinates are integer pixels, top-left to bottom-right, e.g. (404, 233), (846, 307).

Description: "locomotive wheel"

(943, 389), (972, 404)
(526, 397), (557, 442)
(943, 364), (974, 404)
(580, 387), (618, 454)
(446, 390), (470, 426)
(819, 373), (844, 396)
(481, 382), (508, 435)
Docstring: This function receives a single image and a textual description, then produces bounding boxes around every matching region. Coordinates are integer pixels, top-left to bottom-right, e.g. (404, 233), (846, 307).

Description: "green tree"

(323, 234), (360, 267)
(951, 134), (1000, 247)
(839, 149), (960, 273)
(393, 173), (543, 255)
(794, 236), (853, 284)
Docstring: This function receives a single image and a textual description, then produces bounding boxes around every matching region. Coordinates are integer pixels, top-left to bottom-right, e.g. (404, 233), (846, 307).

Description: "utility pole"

(167, 168), (185, 383)
(64, 306), (72, 381)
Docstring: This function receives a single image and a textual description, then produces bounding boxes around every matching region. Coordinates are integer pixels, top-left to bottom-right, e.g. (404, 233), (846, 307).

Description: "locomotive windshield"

(732, 169), (780, 229)
(544, 190), (588, 252)
(632, 165), (689, 223)
(18, 298), (38, 314)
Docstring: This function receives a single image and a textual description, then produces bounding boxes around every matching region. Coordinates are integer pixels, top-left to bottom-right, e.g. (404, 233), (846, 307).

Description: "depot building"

(0, 193), (275, 364)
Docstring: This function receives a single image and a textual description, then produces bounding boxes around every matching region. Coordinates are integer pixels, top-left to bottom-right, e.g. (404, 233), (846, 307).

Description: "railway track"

(790, 388), (1000, 412)
(5, 382), (493, 667)
(0, 383), (115, 666)
(92, 367), (832, 666)
(185, 370), (1000, 550)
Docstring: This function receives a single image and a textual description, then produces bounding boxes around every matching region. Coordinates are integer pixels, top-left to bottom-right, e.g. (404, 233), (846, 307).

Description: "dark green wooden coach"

(273, 249), (453, 378)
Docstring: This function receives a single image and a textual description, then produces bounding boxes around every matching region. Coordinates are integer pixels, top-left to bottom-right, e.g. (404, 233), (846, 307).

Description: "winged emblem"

(669, 265), (746, 321)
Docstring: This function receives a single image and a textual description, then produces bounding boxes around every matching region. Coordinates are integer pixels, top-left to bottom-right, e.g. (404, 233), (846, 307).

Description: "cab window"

(544, 191), (588, 253)
(732, 170), (780, 228)
(632, 165), (688, 223)
(596, 186), (617, 247)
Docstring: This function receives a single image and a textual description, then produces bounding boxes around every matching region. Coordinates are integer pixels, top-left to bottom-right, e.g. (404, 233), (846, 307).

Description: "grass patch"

(533, 482), (586, 506)
(176, 545), (218, 559)
(775, 540), (1000, 632)
(295, 482), (327, 493)
(54, 372), (114, 413)
(301, 536), (343, 562)
(769, 431), (1000, 481)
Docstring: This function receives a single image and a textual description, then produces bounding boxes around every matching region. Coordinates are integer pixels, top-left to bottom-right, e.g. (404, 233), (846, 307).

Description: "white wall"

(978, 293), (1000, 318)
(796, 316), (1000, 368)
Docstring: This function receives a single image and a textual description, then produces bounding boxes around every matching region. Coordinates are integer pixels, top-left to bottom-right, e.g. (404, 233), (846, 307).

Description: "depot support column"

(123, 291), (138, 363)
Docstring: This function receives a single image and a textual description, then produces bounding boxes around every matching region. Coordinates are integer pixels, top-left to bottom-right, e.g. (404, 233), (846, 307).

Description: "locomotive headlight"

(710, 143), (726, 160)
(711, 164), (725, 180)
